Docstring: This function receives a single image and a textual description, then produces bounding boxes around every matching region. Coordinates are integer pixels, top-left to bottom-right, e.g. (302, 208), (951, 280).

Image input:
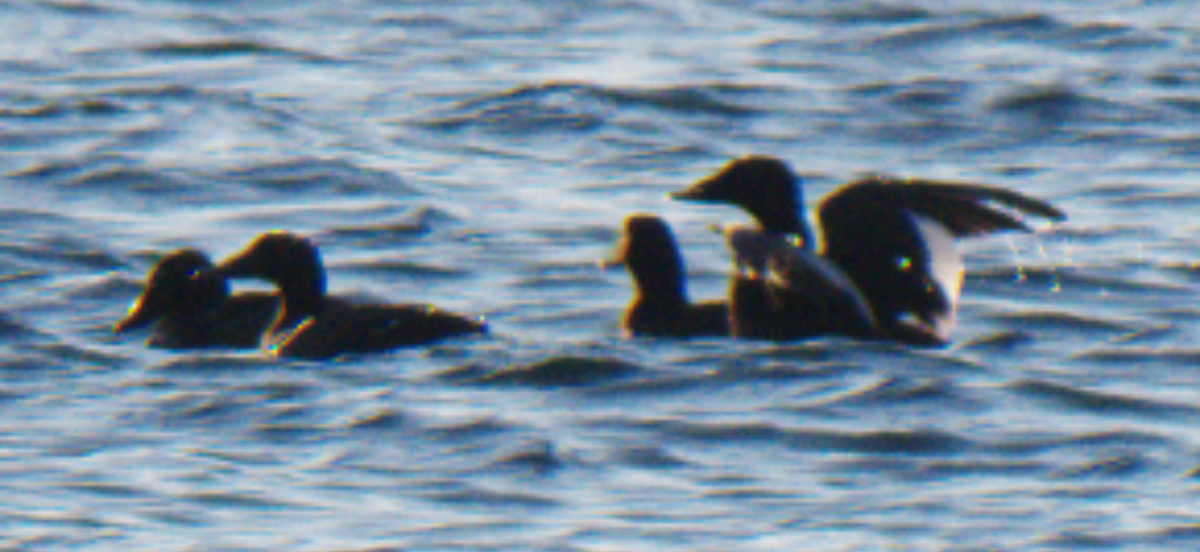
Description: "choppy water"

(4, 0), (1200, 550)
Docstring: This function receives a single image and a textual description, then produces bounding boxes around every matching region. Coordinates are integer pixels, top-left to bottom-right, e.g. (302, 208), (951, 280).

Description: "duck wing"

(816, 176), (1064, 343)
(819, 176), (1066, 238)
(274, 303), (486, 360)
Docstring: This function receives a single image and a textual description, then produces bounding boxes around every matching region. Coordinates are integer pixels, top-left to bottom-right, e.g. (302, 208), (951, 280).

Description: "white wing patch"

(909, 212), (964, 341)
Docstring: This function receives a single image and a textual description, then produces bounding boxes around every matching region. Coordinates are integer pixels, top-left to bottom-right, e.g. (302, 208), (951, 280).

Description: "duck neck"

(753, 177), (815, 251)
(631, 255), (688, 314)
(275, 270), (327, 331)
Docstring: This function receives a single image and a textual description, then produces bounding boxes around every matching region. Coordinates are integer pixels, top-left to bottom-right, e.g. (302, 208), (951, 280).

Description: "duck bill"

(113, 298), (159, 333)
(598, 255), (625, 270)
(598, 238), (629, 270)
(668, 178), (721, 202)
(209, 251), (260, 279)
(673, 163), (738, 201)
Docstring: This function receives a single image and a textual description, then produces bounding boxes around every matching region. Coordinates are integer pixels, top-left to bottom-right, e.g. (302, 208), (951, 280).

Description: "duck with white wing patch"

(672, 155), (1066, 345)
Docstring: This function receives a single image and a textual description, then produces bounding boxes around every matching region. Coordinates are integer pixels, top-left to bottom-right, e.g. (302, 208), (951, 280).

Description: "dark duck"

(617, 214), (729, 338)
(207, 232), (487, 360)
(672, 155), (1066, 345)
(114, 249), (280, 349)
(718, 223), (882, 342)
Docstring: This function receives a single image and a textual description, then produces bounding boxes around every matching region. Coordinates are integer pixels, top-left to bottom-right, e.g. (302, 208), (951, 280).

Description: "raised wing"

(816, 176), (1064, 343)
(819, 176), (1065, 239)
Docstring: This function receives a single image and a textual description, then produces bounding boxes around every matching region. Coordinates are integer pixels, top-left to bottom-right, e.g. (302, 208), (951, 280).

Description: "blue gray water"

(3, 0), (1200, 550)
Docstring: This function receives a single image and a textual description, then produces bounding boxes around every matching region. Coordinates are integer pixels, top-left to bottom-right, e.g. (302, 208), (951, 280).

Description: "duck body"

(268, 299), (489, 359)
(722, 224), (880, 341)
(625, 295), (729, 339)
(114, 249), (279, 349)
(147, 293), (281, 349)
(620, 214), (729, 338)
(208, 232), (486, 360)
(674, 156), (1066, 345)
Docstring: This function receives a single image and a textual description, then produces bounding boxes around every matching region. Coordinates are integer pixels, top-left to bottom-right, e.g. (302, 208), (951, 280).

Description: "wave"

(220, 157), (419, 198)
(1011, 378), (1200, 419)
(646, 417), (971, 455)
(472, 355), (643, 388)
(412, 81), (771, 138)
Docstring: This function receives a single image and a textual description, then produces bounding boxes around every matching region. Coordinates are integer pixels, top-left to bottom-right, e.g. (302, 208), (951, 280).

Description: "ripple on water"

(820, 2), (933, 25)
(0, 311), (49, 344)
(597, 82), (773, 118)
(641, 417), (970, 456)
(1011, 378), (1200, 419)
(610, 443), (692, 470)
(412, 81), (768, 138)
(985, 308), (1141, 333)
(0, 97), (125, 119)
(970, 265), (1189, 299)
(848, 77), (970, 113)
(476, 355), (644, 388)
(179, 489), (312, 511)
(335, 257), (472, 281)
(219, 157), (420, 198)
(484, 439), (564, 476)
(822, 375), (980, 411)
(1071, 346), (1200, 367)
(136, 38), (314, 60)
(990, 83), (1092, 128)
(57, 472), (153, 500)
(320, 205), (455, 244)
(863, 11), (1167, 57)
(988, 428), (1177, 458)
(1105, 187), (1200, 209)
(1054, 451), (1152, 480)
(149, 354), (277, 375)
(151, 391), (260, 431)
(419, 480), (561, 510)
(792, 427), (972, 456)
(68, 166), (192, 196)
(414, 83), (610, 136)
(424, 415), (516, 442)
(911, 458), (1048, 480)
(12, 154), (248, 209)
(341, 407), (410, 436)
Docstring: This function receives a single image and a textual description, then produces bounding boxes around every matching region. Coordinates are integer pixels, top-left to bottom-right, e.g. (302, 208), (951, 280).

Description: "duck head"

(618, 214), (687, 307)
(671, 156), (814, 249)
(114, 249), (230, 332)
(210, 232), (327, 312)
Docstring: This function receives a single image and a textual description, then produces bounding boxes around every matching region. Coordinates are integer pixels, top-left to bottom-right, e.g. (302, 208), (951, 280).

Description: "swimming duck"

(114, 249), (280, 349)
(672, 155), (1066, 344)
(206, 232), (487, 360)
(618, 214), (729, 338)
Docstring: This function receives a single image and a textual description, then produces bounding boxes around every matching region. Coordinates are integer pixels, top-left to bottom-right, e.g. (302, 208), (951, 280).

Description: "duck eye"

(896, 256), (913, 271)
